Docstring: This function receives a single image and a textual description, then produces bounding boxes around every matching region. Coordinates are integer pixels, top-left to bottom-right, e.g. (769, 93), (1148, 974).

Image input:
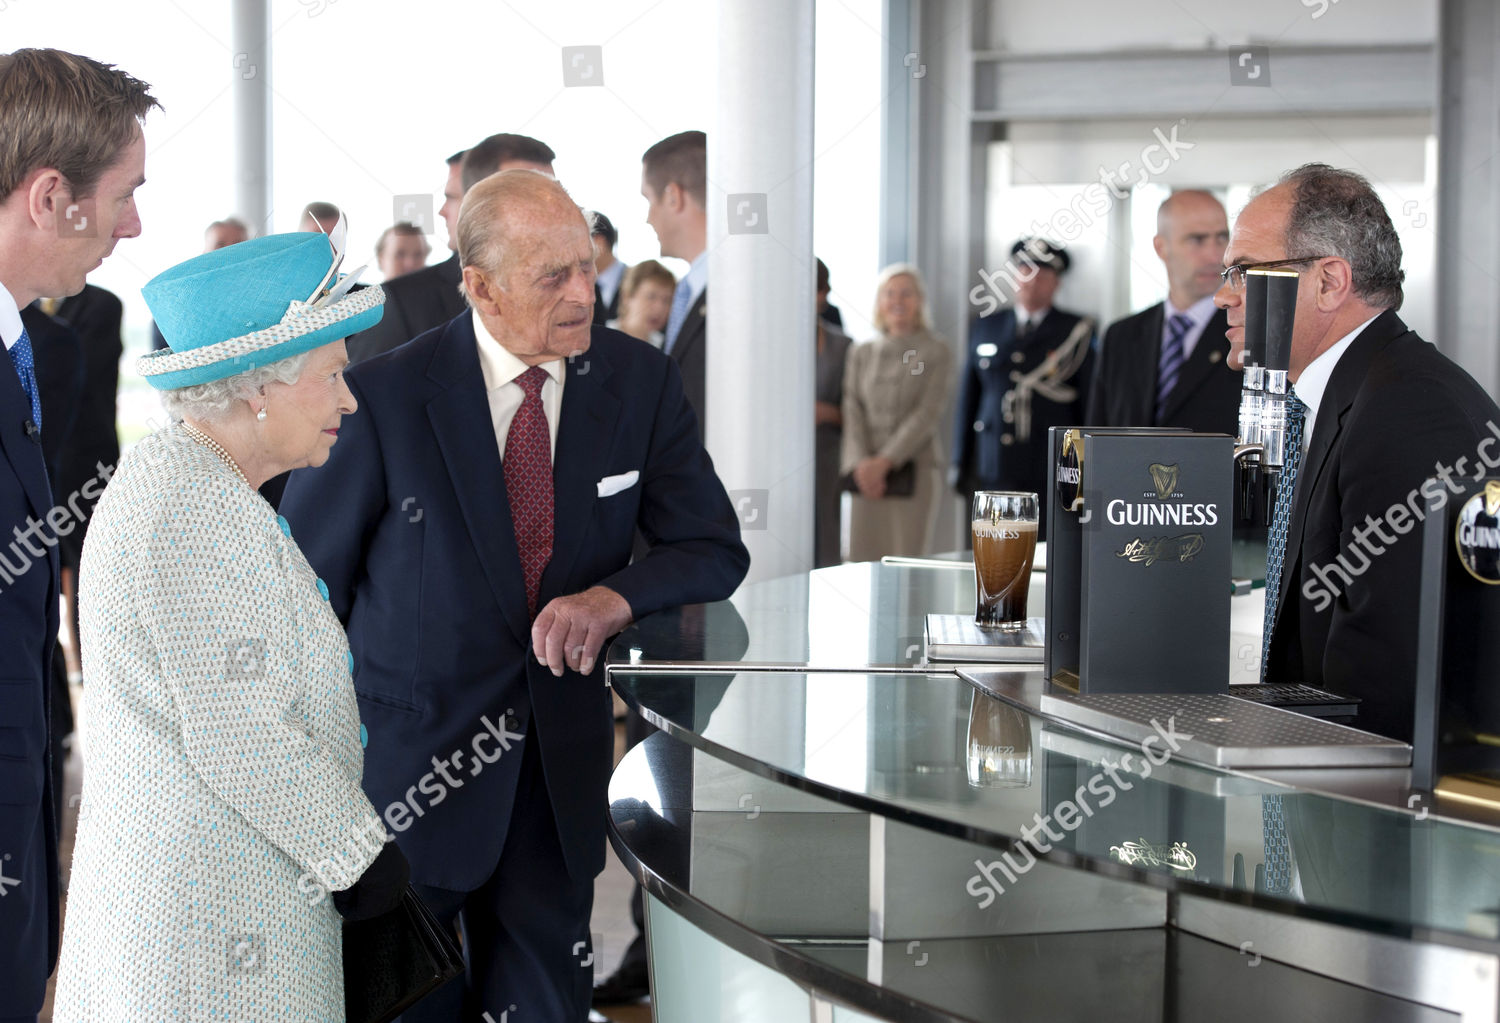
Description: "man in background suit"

(0, 47), (155, 1022)
(347, 134), (556, 364)
(589, 210), (625, 324)
(280, 169), (748, 1021)
(643, 130), (708, 435)
(1226, 164), (1500, 743)
(953, 239), (1093, 539)
(1088, 190), (1237, 435)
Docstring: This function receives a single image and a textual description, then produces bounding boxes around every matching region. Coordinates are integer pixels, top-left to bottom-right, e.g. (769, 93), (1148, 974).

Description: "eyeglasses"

(1218, 256), (1328, 292)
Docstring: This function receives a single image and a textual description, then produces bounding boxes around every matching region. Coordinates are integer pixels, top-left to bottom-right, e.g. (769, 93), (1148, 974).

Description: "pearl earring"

(257, 406), (267, 422)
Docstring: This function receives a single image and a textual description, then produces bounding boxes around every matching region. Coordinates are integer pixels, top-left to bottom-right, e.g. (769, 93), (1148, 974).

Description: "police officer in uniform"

(953, 239), (1094, 540)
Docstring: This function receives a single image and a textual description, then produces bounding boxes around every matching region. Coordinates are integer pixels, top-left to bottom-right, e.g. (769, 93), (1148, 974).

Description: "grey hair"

(160, 350), (312, 423)
(1277, 163), (1405, 312)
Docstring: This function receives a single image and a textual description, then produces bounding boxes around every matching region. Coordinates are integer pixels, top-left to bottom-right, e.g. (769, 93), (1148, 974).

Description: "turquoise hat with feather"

(137, 225), (384, 390)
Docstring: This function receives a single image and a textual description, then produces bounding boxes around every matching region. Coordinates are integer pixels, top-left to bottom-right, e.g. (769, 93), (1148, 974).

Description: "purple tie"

(1155, 313), (1192, 425)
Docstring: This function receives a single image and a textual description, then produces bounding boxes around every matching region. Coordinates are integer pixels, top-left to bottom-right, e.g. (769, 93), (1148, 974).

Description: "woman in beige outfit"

(842, 264), (953, 561)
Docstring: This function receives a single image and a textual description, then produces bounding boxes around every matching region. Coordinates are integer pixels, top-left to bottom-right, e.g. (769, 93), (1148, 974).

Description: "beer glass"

(966, 690), (1033, 788)
(971, 491), (1038, 629)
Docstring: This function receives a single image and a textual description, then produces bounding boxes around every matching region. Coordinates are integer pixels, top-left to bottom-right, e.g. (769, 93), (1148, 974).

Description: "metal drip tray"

(1038, 691), (1412, 769)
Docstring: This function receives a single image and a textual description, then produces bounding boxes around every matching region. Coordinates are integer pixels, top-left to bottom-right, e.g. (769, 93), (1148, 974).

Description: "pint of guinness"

(972, 491), (1039, 629)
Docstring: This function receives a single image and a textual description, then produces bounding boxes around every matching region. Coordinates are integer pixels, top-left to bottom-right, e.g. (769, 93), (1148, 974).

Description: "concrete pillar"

(1436, 0), (1500, 392)
(231, 0), (273, 235)
(710, 0), (817, 583)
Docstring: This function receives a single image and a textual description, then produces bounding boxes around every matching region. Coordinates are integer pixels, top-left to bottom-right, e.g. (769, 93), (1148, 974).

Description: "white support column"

(710, 0), (817, 583)
(1436, 0), (1500, 393)
(231, 0), (273, 234)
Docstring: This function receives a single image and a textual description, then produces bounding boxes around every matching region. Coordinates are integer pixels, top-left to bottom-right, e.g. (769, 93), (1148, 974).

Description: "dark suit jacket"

(669, 288), (707, 437)
(279, 317), (748, 890)
(21, 305), (84, 484)
(0, 327), (61, 1018)
(953, 306), (1094, 503)
(1265, 311), (1500, 742)
(1087, 304), (1238, 435)
(51, 285), (123, 567)
(345, 252), (465, 364)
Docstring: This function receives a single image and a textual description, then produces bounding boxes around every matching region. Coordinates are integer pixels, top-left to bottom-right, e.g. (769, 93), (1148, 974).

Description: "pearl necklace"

(179, 421), (250, 487)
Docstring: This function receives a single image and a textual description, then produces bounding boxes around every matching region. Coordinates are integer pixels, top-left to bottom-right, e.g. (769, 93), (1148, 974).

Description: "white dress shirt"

(0, 279), (23, 350)
(1163, 293), (1218, 362)
(1014, 304), (1050, 334)
(472, 310), (565, 460)
(1292, 314), (1378, 450)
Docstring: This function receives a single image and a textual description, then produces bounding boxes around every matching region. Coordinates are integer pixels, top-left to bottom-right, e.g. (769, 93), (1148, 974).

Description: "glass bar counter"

(603, 561), (1500, 1022)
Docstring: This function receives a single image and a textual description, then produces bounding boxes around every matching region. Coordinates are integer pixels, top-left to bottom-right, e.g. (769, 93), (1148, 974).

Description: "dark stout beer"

(973, 518), (1037, 628)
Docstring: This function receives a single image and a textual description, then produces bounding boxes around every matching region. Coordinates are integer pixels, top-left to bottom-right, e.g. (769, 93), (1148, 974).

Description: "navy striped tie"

(1154, 313), (1192, 425)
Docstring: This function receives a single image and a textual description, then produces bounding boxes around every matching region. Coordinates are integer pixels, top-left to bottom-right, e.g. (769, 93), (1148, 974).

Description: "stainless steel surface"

(1175, 894), (1498, 1023)
(1038, 692), (1412, 768)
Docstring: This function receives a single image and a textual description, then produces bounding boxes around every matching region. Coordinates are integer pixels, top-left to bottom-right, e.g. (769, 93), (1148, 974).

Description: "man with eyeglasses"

(1088, 190), (1238, 436)
(1216, 163), (1500, 744)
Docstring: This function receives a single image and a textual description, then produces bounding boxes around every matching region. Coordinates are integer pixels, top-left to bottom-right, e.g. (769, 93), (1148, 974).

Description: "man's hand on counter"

(533, 585), (635, 677)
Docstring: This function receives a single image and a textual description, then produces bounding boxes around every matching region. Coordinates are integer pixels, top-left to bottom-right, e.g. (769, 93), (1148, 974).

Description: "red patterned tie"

(504, 365), (554, 618)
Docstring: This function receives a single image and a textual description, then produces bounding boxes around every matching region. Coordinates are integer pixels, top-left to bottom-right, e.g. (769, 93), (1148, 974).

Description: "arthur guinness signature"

(1109, 839), (1197, 872)
(1116, 533), (1204, 566)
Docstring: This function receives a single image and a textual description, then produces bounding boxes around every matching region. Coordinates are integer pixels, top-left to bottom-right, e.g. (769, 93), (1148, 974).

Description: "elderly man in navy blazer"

(280, 169), (748, 1021)
(0, 49), (155, 1022)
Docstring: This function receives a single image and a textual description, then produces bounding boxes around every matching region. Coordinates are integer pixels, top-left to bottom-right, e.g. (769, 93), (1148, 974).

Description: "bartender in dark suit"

(1088, 190), (1237, 435)
(953, 238), (1094, 538)
(1222, 164), (1500, 743)
(280, 169), (748, 1020)
(346, 133), (556, 364)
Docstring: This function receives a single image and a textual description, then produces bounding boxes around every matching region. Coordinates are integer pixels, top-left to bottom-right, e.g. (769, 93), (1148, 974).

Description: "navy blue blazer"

(0, 335), (60, 1019)
(280, 316), (748, 890)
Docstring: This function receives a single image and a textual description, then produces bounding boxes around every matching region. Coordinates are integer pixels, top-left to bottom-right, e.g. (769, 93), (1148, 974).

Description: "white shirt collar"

(1293, 314), (1379, 443)
(1015, 304), (1051, 328)
(472, 310), (565, 392)
(0, 280), (22, 350)
(1165, 293), (1217, 329)
(597, 260), (625, 303)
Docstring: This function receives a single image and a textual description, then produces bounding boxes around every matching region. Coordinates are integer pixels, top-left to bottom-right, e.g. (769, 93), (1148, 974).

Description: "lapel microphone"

(24, 418), (39, 441)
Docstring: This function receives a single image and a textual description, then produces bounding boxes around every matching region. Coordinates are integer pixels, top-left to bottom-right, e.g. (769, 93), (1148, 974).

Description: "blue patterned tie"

(663, 278), (693, 355)
(1154, 313), (1192, 425)
(1260, 388), (1307, 679)
(9, 326), (41, 430)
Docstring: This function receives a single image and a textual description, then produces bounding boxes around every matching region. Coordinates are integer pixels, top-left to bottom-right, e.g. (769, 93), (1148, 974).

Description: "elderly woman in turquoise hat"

(55, 232), (410, 1020)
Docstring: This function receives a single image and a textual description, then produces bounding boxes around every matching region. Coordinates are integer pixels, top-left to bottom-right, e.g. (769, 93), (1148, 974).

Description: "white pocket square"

(596, 470), (640, 498)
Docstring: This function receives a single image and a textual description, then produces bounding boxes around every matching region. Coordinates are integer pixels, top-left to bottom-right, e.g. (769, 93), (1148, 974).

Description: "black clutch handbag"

(344, 884), (465, 1023)
(840, 460), (917, 497)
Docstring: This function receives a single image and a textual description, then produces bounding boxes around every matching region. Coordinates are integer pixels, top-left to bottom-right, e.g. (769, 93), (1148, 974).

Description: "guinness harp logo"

(1455, 480), (1500, 585)
(1149, 463), (1180, 502)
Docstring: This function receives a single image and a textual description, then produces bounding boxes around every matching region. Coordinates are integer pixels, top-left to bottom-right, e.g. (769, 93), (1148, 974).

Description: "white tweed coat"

(54, 425), (384, 1021)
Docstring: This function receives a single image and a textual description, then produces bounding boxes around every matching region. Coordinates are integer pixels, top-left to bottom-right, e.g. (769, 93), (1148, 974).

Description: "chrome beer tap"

(1235, 269), (1300, 478)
